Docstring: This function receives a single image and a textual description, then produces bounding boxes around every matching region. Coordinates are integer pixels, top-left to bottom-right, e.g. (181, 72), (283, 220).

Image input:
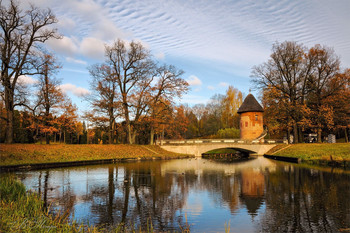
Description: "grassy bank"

(0, 176), (98, 232)
(0, 144), (190, 167)
(271, 143), (350, 167)
(1, 176), (169, 233)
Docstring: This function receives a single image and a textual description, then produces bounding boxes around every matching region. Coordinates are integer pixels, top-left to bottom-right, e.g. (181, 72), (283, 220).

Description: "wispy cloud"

(66, 57), (87, 65)
(18, 75), (38, 85)
(60, 83), (90, 97)
(186, 75), (202, 86)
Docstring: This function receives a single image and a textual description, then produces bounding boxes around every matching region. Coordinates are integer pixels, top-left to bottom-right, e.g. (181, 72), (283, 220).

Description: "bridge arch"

(202, 147), (257, 156)
(160, 141), (278, 157)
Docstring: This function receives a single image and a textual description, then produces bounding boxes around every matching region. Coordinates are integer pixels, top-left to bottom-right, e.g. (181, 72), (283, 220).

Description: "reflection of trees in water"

(200, 171), (241, 214)
(260, 166), (350, 232)
(78, 162), (188, 231)
(199, 168), (265, 216)
(23, 160), (350, 232)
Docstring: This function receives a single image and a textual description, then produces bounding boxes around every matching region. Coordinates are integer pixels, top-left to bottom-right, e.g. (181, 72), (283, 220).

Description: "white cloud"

(79, 37), (105, 60)
(66, 57), (87, 65)
(92, 18), (127, 41)
(57, 17), (76, 34)
(18, 75), (38, 85)
(60, 83), (90, 97)
(186, 75), (202, 86)
(46, 36), (79, 56)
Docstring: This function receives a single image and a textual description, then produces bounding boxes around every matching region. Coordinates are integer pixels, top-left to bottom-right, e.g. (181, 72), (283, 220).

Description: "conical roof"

(237, 94), (264, 113)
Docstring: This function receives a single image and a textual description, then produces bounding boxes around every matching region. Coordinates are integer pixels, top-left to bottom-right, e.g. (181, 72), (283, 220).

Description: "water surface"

(15, 157), (350, 232)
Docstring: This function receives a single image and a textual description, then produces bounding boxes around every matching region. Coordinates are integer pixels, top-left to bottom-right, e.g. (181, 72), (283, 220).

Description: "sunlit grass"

(274, 143), (350, 162)
(0, 176), (193, 233)
(0, 175), (99, 233)
(0, 144), (190, 166)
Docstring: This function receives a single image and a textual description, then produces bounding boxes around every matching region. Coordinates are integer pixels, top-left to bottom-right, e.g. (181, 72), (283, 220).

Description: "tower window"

(255, 115), (258, 121)
(245, 122), (248, 127)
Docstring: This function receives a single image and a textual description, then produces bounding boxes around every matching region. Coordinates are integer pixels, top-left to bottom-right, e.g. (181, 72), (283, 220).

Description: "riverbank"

(0, 176), (96, 232)
(1, 176), (168, 233)
(0, 144), (192, 171)
(266, 143), (350, 168)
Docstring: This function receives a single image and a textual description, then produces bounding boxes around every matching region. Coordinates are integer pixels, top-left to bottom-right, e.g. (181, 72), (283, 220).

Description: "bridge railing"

(156, 138), (288, 145)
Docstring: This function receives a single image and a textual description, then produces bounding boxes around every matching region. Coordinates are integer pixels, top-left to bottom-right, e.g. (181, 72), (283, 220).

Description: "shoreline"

(0, 144), (193, 172)
(0, 155), (192, 172)
(264, 143), (350, 169)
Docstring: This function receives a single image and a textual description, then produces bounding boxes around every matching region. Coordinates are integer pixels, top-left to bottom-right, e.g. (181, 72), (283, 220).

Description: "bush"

(216, 128), (240, 139)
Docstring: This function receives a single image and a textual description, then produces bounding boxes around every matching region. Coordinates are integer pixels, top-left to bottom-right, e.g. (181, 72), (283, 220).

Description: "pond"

(13, 157), (350, 232)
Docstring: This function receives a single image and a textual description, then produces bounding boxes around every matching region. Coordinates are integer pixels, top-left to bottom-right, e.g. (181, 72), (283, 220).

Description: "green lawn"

(273, 143), (350, 163)
(0, 144), (190, 167)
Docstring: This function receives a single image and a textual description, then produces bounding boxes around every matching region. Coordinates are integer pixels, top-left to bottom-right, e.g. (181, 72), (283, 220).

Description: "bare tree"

(36, 53), (63, 144)
(105, 39), (154, 144)
(305, 45), (341, 142)
(148, 64), (188, 144)
(251, 41), (313, 143)
(87, 64), (121, 144)
(0, 0), (59, 143)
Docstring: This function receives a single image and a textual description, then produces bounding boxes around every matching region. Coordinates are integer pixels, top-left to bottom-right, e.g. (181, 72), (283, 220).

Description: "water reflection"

(15, 157), (350, 232)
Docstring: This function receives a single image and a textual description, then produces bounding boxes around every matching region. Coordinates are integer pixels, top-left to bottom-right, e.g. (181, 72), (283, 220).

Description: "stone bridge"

(158, 139), (287, 157)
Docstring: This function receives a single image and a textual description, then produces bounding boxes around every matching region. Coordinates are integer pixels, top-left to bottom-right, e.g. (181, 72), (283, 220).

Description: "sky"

(15, 0), (350, 113)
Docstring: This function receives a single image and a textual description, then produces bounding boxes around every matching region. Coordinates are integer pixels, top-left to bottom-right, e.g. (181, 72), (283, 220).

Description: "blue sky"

(16, 0), (350, 112)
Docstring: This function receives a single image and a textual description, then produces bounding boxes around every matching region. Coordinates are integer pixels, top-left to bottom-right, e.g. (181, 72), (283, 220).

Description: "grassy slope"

(0, 144), (189, 166)
(273, 143), (350, 162)
(0, 176), (98, 233)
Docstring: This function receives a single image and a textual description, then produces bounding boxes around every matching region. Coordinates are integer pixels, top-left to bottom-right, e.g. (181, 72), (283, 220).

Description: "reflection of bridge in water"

(158, 139), (288, 157)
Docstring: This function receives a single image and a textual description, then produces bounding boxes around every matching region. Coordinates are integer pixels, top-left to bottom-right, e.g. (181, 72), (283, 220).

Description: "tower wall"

(239, 112), (263, 140)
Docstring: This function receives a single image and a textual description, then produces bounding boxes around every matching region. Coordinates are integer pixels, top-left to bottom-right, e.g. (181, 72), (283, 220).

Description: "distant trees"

(87, 64), (120, 144)
(86, 39), (188, 144)
(35, 53), (63, 144)
(0, 0), (59, 143)
(252, 41), (349, 142)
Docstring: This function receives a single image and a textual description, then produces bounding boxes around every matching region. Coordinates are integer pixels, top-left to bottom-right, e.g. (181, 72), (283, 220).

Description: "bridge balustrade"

(156, 139), (288, 145)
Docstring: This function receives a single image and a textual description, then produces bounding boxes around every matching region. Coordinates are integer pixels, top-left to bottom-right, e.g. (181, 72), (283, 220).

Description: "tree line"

(1, 1), (349, 144)
(252, 41), (350, 143)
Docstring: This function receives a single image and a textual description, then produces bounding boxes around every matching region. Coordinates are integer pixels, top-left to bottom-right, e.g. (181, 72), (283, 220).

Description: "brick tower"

(237, 94), (264, 140)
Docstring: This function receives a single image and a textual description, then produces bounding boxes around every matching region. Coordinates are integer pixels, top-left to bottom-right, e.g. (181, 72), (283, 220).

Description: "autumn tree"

(58, 99), (78, 143)
(324, 69), (350, 142)
(221, 85), (242, 128)
(0, 0), (59, 143)
(167, 105), (189, 139)
(87, 64), (120, 144)
(104, 39), (154, 144)
(252, 41), (314, 143)
(35, 53), (63, 144)
(303, 45), (342, 142)
(253, 41), (349, 142)
(147, 64), (188, 144)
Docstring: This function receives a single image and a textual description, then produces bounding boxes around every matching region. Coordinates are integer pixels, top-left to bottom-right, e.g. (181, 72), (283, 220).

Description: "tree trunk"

(4, 87), (14, 144)
(317, 128), (322, 143)
(109, 120), (114, 144)
(5, 108), (14, 144)
(127, 123), (132, 144)
(46, 132), (50, 144)
(293, 122), (298, 144)
(123, 103), (133, 144)
(150, 126), (154, 145)
(132, 129), (137, 144)
(345, 128), (349, 143)
(298, 127), (303, 144)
